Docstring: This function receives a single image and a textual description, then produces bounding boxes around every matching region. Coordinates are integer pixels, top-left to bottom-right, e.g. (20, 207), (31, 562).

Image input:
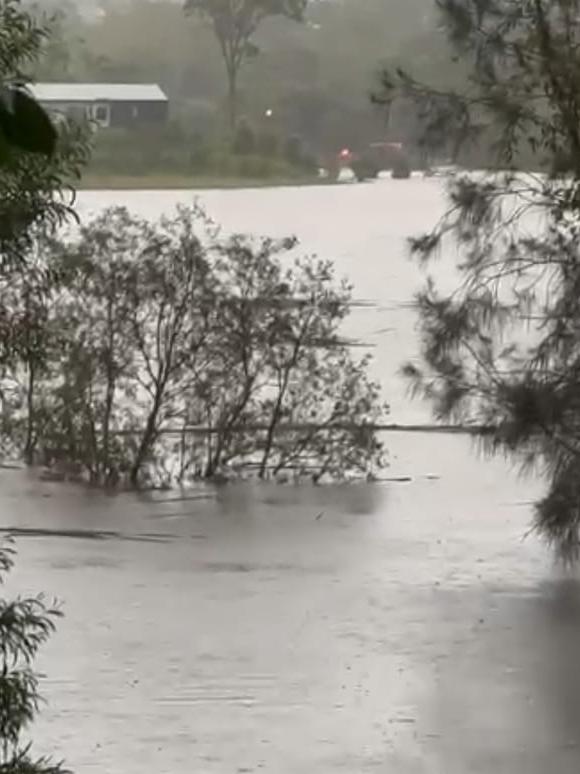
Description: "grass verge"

(79, 172), (332, 190)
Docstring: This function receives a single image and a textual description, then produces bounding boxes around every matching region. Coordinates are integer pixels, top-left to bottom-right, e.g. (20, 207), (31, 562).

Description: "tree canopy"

(379, 0), (580, 560)
(184, 0), (307, 129)
(0, 8), (85, 771)
(0, 206), (386, 487)
(0, 0), (88, 266)
(0, 0), (59, 162)
(0, 541), (67, 774)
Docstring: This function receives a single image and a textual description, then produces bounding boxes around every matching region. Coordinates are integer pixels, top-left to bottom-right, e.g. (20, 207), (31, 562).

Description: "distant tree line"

(32, 0), (449, 158)
(85, 121), (319, 181)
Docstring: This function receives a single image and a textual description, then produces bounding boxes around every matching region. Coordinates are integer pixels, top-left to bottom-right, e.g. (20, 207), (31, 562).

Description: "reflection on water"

(1, 181), (574, 772)
(1, 430), (572, 774)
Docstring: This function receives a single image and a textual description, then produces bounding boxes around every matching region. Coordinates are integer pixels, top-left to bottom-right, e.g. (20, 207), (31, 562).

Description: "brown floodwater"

(1, 178), (576, 773)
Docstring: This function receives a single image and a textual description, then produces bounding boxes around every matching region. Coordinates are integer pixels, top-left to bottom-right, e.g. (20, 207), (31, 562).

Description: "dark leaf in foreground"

(0, 88), (57, 156)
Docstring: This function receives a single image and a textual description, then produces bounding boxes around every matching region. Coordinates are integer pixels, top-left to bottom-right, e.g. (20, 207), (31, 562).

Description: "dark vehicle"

(333, 141), (412, 181)
(368, 142), (412, 178)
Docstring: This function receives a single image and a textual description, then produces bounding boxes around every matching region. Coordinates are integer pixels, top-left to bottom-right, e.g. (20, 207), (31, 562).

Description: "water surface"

(2, 180), (575, 773)
(77, 177), (456, 425)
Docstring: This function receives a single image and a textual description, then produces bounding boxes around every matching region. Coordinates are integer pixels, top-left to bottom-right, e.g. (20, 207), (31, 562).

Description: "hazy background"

(26, 0), (463, 157)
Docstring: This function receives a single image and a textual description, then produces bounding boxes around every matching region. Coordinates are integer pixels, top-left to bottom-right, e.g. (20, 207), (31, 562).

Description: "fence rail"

(108, 423), (489, 437)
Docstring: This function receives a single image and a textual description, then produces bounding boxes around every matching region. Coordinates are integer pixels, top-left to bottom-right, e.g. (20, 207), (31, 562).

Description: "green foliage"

(0, 0), (89, 267)
(284, 134), (302, 164)
(0, 88), (56, 158)
(185, 0), (307, 26)
(0, 7), (82, 764)
(0, 118), (89, 267)
(0, 0), (68, 162)
(256, 130), (278, 157)
(0, 541), (66, 773)
(0, 206), (387, 486)
(232, 120), (255, 155)
(384, 0), (580, 560)
(87, 124), (314, 180)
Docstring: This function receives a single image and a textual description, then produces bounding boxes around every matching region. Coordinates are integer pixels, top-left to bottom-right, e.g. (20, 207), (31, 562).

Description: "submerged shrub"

(232, 121), (256, 155)
(0, 206), (388, 487)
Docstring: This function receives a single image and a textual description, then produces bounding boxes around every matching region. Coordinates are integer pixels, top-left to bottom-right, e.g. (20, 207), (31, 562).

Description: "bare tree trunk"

(102, 355), (115, 479)
(130, 383), (165, 487)
(24, 363), (36, 466)
(206, 376), (256, 476)
(226, 62), (238, 132)
(102, 294), (116, 480)
(259, 371), (289, 479)
(259, 327), (310, 478)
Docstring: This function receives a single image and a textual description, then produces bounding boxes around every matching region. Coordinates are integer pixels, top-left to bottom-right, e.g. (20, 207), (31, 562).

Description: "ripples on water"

(1, 180), (577, 773)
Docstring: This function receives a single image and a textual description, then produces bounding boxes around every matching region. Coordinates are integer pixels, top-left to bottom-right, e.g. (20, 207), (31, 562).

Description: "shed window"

(90, 103), (110, 127)
(94, 105), (108, 123)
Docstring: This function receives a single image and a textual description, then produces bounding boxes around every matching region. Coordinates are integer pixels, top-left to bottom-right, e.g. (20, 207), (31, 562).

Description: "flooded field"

(2, 179), (576, 773)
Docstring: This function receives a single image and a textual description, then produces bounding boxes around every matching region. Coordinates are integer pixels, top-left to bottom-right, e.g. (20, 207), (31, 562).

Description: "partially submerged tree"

(2, 206), (387, 486)
(184, 0), (307, 130)
(378, 0), (580, 560)
(0, 540), (67, 773)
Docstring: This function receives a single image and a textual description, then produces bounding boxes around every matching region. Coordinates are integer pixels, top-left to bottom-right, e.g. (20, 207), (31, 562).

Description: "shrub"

(0, 541), (68, 773)
(284, 135), (304, 165)
(89, 126), (218, 176)
(188, 132), (210, 172)
(237, 155), (274, 178)
(232, 121), (256, 155)
(284, 135), (318, 172)
(1, 207), (388, 487)
(256, 131), (279, 157)
(298, 151), (319, 174)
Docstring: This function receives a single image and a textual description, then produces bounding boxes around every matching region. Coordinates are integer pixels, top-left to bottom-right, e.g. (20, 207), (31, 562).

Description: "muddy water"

(1, 180), (577, 773)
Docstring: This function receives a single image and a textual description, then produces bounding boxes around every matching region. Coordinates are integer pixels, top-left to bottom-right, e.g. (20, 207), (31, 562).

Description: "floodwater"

(3, 178), (579, 773)
(76, 176), (459, 425)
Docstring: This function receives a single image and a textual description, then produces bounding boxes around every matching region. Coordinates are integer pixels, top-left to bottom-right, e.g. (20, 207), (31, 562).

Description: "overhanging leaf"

(0, 87), (57, 156)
